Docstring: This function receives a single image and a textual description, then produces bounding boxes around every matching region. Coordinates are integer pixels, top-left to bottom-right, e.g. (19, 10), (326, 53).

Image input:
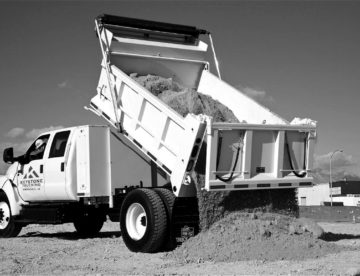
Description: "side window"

(26, 134), (50, 161)
(49, 131), (71, 158)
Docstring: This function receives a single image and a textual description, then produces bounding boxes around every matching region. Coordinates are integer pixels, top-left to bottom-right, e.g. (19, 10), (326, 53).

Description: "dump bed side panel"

(90, 64), (206, 197)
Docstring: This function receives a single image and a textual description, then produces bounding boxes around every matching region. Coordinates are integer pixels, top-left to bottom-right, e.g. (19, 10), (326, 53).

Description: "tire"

(154, 188), (176, 250)
(120, 188), (167, 253)
(73, 209), (105, 237)
(0, 194), (22, 238)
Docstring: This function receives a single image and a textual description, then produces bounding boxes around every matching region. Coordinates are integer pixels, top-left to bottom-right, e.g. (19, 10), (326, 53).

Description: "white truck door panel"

(17, 161), (46, 201)
(17, 134), (50, 201)
(43, 130), (72, 200)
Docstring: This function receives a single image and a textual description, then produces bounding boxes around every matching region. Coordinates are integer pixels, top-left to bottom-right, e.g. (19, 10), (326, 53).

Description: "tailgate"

(204, 122), (317, 191)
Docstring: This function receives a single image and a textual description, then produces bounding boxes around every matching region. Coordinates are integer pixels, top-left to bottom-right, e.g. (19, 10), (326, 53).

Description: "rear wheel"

(0, 194), (22, 238)
(120, 188), (167, 253)
(73, 209), (105, 237)
(154, 188), (176, 250)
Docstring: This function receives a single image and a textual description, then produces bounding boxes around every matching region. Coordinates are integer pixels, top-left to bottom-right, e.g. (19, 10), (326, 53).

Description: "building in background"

(298, 180), (360, 206)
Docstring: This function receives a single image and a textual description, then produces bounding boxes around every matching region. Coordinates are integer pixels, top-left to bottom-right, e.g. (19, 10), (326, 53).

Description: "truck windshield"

(26, 134), (50, 162)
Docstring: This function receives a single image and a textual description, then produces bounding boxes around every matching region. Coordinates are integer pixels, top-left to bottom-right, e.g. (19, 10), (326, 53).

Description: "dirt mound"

(130, 73), (182, 96)
(159, 90), (239, 122)
(130, 73), (239, 123)
(167, 212), (343, 263)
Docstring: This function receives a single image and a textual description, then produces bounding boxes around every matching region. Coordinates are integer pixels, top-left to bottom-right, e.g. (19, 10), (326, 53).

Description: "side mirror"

(3, 147), (14, 164)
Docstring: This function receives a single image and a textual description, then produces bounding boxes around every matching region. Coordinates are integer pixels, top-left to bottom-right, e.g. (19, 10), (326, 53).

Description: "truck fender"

(0, 176), (23, 216)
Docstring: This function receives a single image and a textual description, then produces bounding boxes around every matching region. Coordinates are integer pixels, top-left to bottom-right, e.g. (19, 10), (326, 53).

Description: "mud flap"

(171, 197), (199, 246)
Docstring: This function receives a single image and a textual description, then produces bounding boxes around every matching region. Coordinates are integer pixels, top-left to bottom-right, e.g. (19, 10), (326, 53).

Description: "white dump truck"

(0, 15), (317, 252)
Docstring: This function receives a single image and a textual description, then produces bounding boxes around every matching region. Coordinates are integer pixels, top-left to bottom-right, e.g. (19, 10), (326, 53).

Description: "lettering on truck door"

(17, 134), (50, 201)
(43, 130), (71, 200)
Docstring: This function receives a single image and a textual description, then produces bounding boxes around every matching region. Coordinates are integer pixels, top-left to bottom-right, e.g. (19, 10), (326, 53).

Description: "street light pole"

(329, 149), (343, 206)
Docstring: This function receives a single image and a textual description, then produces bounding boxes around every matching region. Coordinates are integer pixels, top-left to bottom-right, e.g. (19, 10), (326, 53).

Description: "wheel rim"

(0, 201), (10, 230)
(126, 203), (147, 241)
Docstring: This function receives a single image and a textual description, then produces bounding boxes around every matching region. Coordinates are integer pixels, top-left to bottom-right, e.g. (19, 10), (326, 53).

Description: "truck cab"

(4, 127), (76, 202)
(1, 126), (112, 239)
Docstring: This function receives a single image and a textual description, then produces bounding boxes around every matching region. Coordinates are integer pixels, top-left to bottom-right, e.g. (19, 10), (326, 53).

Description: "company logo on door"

(20, 166), (43, 191)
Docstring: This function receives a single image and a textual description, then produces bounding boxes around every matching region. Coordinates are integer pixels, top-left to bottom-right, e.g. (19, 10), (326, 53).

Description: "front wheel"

(0, 194), (22, 238)
(120, 189), (167, 253)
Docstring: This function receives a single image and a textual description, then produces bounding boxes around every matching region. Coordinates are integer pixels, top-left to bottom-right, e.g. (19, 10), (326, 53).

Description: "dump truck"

(0, 15), (317, 253)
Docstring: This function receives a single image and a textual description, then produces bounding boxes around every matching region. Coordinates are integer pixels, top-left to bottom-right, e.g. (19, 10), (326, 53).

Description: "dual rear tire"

(120, 188), (174, 253)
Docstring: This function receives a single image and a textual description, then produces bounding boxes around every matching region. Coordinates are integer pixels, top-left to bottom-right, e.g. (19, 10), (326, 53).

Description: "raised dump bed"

(89, 15), (316, 197)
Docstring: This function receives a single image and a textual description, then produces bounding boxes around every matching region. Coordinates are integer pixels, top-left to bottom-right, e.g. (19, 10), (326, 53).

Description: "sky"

(0, 0), (359, 182)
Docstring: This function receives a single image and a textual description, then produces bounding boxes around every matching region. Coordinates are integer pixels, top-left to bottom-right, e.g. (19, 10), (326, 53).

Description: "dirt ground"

(1, 219), (360, 275)
(1, 75), (359, 274)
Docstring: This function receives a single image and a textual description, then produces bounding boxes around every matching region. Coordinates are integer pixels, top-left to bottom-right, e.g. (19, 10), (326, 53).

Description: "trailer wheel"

(73, 210), (105, 237)
(0, 194), (22, 238)
(154, 188), (176, 250)
(120, 188), (167, 253)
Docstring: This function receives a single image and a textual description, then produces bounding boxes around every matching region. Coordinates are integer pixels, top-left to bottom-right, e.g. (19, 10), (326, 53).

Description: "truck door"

(17, 134), (50, 201)
(43, 130), (71, 200)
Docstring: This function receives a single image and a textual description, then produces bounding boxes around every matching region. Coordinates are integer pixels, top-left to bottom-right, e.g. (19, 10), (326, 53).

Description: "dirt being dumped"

(130, 73), (239, 123)
(131, 73), (300, 235)
(131, 73), (299, 231)
(195, 185), (299, 231)
(167, 212), (344, 263)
